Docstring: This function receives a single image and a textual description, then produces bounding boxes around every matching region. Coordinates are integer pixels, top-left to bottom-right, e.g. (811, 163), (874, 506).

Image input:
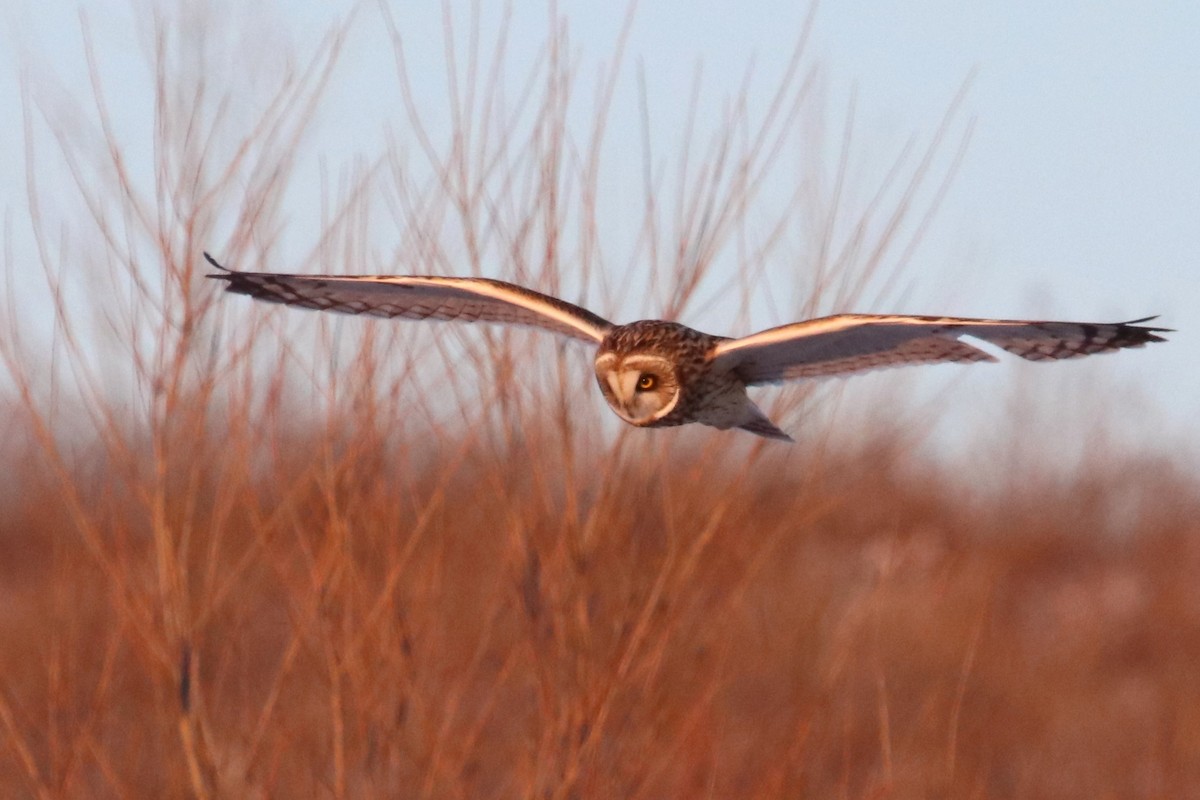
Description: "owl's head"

(593, 351), (681, 426)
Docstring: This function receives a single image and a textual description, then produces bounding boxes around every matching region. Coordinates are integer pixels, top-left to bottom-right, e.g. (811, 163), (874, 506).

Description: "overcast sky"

(3, 1), (1196, 461)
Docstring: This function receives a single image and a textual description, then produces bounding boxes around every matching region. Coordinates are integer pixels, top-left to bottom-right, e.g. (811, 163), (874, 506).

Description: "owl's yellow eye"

(636, 374), (657, 391)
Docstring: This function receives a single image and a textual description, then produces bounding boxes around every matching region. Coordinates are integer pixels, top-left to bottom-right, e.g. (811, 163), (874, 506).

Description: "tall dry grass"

(2, 5), (1197, 798)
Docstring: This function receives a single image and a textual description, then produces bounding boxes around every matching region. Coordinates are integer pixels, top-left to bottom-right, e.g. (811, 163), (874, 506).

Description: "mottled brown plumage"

(206, 252), (1169, 441)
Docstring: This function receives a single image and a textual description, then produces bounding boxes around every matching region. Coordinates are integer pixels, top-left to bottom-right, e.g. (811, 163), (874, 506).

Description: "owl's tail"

(737, 403), (794, 442)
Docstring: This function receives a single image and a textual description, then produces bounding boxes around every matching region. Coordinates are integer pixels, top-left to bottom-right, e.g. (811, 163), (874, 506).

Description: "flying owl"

(204, 253), (1168, 442)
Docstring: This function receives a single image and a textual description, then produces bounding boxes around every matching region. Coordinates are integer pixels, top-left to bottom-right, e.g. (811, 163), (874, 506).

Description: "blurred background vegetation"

(1, 4), (1196, 797)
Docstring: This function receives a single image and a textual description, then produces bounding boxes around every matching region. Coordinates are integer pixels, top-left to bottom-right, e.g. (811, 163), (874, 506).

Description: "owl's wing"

(205, 253), (612, 343)
(710, 313), (1169, 385)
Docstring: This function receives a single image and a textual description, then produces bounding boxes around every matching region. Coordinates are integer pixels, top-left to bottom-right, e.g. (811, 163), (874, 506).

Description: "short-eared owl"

(205, 253), (1168, 442)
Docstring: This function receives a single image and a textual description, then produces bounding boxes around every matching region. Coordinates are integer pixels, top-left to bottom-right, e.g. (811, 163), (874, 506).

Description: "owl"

(205, 253), (1168, 442)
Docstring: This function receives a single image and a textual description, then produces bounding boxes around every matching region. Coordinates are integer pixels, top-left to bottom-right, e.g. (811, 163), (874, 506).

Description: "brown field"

(3, 6), (1197, 798)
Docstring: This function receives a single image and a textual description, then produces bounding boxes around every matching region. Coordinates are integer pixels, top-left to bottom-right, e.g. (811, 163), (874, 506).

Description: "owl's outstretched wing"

(205, 253), (612, 343)
(711, 314), (1169, 385)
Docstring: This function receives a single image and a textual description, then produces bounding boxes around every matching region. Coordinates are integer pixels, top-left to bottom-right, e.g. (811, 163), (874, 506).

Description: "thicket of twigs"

(2, 6), (1195, 798)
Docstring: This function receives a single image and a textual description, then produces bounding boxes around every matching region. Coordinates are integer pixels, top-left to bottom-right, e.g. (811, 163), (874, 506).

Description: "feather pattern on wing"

(710, 314), (1170, 385)
(205, 254), (612, 343)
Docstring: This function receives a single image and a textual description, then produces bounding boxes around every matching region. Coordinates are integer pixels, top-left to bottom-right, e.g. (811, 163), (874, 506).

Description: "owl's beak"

(605, 372), (626, 403)
(603, 370), (640, 421)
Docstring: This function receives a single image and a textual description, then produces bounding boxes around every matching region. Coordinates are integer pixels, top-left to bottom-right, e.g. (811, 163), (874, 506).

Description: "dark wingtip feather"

(204, 251), (234, 279)
(1117, 317), (1172, 346)
(1120, 315), (1172, 331)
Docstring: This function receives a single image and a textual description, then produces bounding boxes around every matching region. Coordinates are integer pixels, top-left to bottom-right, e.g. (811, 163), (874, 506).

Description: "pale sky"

(3, 1), (1196, 461)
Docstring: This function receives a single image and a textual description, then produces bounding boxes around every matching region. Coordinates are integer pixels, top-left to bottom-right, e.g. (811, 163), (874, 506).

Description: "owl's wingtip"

(203, 251), (234, 279)
(1121, 315), (1173, 336)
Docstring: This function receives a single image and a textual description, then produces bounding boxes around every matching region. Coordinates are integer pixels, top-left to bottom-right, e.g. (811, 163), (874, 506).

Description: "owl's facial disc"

(594, 353), (680, 425)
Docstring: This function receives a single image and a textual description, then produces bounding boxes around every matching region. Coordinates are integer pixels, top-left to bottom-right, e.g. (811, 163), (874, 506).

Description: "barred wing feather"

(205, 253), (612, 343)
(711, 314), (1170, 385)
